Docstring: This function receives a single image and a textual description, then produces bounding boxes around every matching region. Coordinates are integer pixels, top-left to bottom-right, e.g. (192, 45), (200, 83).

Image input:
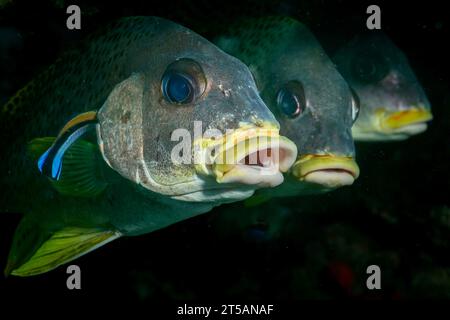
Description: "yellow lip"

(291, 154), (359, 189)
(194, 123), (298, 188)
(379, 108), (433, 130)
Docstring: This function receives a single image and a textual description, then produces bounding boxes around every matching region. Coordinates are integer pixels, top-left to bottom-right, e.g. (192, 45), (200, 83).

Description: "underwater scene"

(0, 0), (449, 309)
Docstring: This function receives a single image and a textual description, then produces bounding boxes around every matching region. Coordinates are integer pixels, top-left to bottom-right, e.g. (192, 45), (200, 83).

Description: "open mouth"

(291, 154), (359, 189)
(195, 126), (297, 188)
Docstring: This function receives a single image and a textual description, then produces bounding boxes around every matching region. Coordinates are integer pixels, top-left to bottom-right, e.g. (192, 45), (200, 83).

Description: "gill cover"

(96, 73), (146, 189)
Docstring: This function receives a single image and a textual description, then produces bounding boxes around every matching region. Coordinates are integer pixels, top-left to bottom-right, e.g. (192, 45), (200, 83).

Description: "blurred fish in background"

(333, 32), (433, 141)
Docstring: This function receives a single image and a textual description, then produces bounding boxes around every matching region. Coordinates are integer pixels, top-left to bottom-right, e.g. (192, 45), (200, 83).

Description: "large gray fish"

(333, 32), (432, 141)
(0, 16), (297, 276)
(216, 16), (359, 199)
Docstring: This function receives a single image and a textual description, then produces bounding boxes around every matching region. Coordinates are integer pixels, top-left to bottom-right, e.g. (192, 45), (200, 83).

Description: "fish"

(333, 32), (432, 141)
(215, 16), (359, 200)
(0, 16), (297, 276)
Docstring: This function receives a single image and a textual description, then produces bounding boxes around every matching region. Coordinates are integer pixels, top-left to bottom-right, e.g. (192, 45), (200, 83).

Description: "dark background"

(0, 0), (449, 306)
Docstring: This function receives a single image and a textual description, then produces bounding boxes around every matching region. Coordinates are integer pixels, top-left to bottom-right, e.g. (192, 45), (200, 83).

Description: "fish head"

(334, 32), (432, 141)
(96, 18), (297, 203)
(237, 18), (359, 192)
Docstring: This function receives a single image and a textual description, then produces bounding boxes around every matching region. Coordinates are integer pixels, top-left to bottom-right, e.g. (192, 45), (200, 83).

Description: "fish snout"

(194, 124), (297, 188)
(291, 154), (360, 189)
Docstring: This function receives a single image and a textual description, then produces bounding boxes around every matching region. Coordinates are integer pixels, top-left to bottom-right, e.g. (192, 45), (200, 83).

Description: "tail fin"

(5, 216), (121, 277)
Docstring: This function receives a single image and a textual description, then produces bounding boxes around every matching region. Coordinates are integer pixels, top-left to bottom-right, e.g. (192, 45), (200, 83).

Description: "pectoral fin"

(36, 111), (97, 180)
(6, 220), (121, 277)
(28, 137), (108, 197)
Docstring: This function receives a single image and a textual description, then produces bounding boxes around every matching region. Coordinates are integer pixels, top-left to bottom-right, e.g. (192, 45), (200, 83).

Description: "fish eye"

(162, 72), (194, 104)
(352, 52), (389, 84)
(276, 81), (306, 118)
(350, 87), (360, 123)
(161, 58), (206, 105)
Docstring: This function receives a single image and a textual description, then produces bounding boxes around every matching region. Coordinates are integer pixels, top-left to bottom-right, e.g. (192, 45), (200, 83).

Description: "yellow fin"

(9, 227), (121, 277)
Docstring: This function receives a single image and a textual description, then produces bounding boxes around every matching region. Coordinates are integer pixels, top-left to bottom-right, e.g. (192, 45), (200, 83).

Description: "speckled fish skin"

(0, 16), (291, 235)
(216, 16), (358, 196)
(333, 32), (432, 141)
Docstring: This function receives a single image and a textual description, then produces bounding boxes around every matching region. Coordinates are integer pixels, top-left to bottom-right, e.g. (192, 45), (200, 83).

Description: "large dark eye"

(162, 72), (194, 104)
(352, 52), (389, 84)
(350, 87), (360, 123)
(161, 58), (206, 105)
(276, 81), (306, 118)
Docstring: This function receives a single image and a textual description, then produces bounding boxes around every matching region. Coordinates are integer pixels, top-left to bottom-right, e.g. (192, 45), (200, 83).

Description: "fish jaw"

(352, 107), (433, 141)
(291, 154), (360, 189)
(194, 123), (297, 189)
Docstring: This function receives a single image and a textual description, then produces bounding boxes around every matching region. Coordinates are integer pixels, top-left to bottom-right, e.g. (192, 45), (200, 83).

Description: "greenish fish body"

(1, 16), (298, 276)
(333, 32), (432, 141)
(216, 16), (359, 199)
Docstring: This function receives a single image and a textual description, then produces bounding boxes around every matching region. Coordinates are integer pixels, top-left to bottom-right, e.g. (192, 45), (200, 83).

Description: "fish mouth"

(194, 124), (297, 188)
(354, 107), (432, 141)
(291, 154), (360, 189)
(380, 107), (432, 136)
(381, 107), (432, 128)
